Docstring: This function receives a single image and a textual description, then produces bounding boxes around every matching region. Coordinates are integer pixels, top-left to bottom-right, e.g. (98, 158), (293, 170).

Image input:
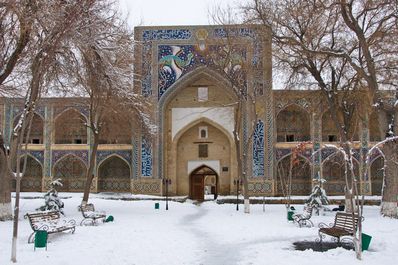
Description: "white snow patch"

(0, 194), (396, 265)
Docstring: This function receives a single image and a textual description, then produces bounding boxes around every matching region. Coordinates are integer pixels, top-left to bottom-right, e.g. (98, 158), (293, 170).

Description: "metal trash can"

(34, 230), (48, 251)
(287, 210), (295, 221)
(362, 233), (372, 251)
(155, 203), (160, 210)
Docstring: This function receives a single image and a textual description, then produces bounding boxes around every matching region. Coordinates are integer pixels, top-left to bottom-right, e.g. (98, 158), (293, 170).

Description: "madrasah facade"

(1, 25), (395, 200)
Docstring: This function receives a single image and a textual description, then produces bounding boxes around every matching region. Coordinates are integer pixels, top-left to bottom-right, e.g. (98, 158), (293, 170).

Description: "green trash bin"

(105, 215), (114, 222)
(155, 203), (160, 210)
(362, 233), (372, 251)
(287, 210), (295, 221)
(34, 230), (48, 251)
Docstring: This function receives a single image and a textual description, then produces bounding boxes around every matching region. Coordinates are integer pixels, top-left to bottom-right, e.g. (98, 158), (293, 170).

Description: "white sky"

(118, 0), (242, 26)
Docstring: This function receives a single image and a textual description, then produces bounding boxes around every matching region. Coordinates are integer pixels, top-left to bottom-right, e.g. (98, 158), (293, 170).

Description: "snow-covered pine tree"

(37, 179), (65, 215)
(306, 184), (329, 215)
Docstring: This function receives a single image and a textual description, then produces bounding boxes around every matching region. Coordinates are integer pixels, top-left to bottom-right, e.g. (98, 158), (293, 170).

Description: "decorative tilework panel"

(247, 180), (273, 195)
(142, 29), (192, 41)
(132, 180), (161, 194)
(213, 28), (255, 39)
(275, 148), (291, 161)
(96, 150), (132, 166)
(52, 150), (89, 166)
(12, 105), (45, 119)
(23, 150), (44, 164)
(141, 137), (152, 177)
(133, 140), (138, 178)
(157, 44), (247, 100)
(141, 43), (153, 97)
(252, 120), (264, 177)
(321, 148), (337, 161)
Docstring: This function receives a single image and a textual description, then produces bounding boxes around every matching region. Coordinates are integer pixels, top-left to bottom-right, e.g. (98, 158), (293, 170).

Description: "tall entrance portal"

(189, 166), (218, 201)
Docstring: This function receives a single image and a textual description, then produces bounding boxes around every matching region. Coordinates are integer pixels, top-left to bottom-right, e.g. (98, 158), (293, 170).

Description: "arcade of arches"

(2, 25), (394, 198)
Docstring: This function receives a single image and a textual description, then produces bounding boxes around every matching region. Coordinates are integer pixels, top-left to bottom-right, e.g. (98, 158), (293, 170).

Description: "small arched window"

(199, 126), (208, 139)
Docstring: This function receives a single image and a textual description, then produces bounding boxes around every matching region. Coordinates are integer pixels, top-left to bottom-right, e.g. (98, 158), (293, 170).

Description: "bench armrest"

(318, 222), (334, 229)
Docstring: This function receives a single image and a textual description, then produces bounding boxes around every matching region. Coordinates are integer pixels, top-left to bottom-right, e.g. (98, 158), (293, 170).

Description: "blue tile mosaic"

(158, 44), (247, 99)
(141, 137), (152, 177)
(142, 29), (192, 41)
(96, 150), (132, 166)
(253, 120), (264, 177)
(52, 150), (89, 166)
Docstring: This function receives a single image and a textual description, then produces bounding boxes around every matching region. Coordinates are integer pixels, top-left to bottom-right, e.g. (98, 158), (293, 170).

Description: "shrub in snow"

(306, 185), (329, 215)
(37, 179), (65, 215)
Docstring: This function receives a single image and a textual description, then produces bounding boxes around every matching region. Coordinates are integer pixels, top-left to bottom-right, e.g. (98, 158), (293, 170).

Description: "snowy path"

(180, 203), (315, 265)
(180, 205), (243, 265)
(1, 195), (397, 265)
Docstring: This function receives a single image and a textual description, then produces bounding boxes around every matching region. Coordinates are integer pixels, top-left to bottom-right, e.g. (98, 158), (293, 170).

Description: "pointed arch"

(54, 108), (88, 144)
(97, 155), (131, 192)
(276, 153), (312, 196)
(53, 154), (87, 192)
(173, 117), (234, 145)
(321, 152), (360, 195)
(276, 104), (310, 142)
(13, 112), (44, 144)
(370, 156), (384, 195)
(11, 154), (43, 192)
(189, 165), (219, 201)
(158, 66), (238, 179)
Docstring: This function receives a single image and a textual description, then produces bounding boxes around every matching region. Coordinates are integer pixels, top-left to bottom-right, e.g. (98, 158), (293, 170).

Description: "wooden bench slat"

(318, 212), (362, 243)
(25, 211), (76, 243)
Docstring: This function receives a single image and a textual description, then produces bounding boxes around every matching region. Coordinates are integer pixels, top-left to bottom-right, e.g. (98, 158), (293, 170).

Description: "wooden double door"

(189, 166), (218, 201)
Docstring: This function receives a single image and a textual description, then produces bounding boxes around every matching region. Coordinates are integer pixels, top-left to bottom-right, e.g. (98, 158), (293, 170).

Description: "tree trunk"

(82, 133), (99, 205)
(0, 143), (12, 221)
(381, 140), (398, 218)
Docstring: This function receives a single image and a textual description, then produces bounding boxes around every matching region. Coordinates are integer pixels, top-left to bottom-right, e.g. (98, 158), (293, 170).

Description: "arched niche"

(175, 120), (232, 196)
(370, 156), (384, 195)
(97, 155), (131, 192)
(11, 155), (43, 192)
(369, 111), (393, 142)
(322, 110), (359, 142)
(13, 113), (44, 144)
(53, 154), (87, 192)
(99, 112), (132, 144)
(322, 153), (359, 195)
(276, 154), (312, 196)
(54, 109), (87, 144)
(276, 105), (310, 142)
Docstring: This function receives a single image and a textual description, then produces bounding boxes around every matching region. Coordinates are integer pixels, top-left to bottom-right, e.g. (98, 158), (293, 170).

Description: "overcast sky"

(118, 0), (242, 27)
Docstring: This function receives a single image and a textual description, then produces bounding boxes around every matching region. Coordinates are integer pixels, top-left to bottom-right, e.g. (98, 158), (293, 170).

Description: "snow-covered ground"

(0, 194), (397, 265)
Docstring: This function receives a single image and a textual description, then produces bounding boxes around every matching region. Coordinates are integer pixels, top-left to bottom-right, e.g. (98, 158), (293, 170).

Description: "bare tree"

(2, 1), (99, 262)
(0, 0), (36, 221)
(243, 0), (398, 258)
(59, 2), (151, 205)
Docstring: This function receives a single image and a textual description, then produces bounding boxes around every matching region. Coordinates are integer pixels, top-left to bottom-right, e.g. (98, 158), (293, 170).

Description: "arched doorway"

(190, 166), (218, 201)
(98, 156), (131, 192)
